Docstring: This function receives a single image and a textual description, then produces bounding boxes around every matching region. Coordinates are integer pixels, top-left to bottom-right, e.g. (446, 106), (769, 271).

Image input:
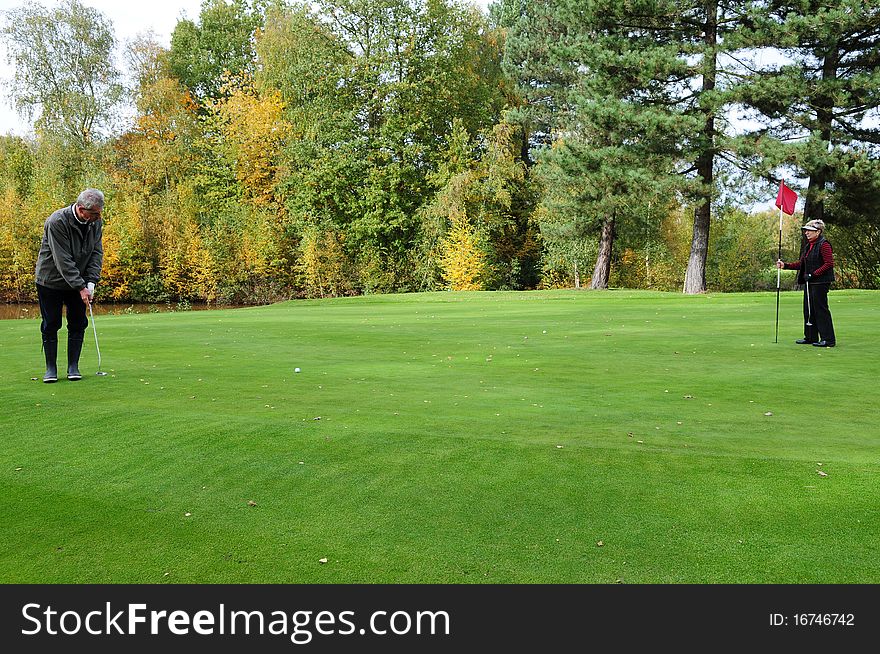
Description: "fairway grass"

(2, 290), (878, 583)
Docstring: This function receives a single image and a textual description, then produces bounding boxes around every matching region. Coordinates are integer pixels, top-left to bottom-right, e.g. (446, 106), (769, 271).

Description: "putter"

(805, 278), (813, 327)
(88, 302), (108, 376)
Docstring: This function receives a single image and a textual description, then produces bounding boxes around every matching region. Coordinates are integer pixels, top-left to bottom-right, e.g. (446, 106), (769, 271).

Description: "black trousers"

(37, 284), (88, 339)
(803, 282), (835, 344)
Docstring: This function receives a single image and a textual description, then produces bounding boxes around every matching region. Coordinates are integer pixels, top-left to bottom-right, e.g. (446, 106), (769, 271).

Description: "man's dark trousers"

(37, 284), (88, 338)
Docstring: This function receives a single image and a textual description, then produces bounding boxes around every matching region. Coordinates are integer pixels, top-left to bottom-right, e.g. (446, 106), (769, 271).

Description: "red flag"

(775, 181), (797, 215)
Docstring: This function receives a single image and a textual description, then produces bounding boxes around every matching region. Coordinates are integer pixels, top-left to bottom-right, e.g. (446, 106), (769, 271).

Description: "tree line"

(1, 0), (878, 305)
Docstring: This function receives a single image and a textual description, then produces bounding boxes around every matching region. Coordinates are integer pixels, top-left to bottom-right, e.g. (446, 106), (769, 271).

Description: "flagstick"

(775, 206), (782, 343)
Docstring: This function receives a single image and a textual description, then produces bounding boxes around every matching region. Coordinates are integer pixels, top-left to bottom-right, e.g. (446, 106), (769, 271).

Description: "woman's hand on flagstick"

(776, 260), (785, 269)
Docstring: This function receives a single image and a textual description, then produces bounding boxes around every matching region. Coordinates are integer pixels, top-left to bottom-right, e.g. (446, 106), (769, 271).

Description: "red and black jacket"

(786, 236), (834, 285)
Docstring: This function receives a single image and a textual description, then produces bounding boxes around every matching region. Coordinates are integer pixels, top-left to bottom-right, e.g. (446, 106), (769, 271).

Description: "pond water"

(0, 302), (251, 321)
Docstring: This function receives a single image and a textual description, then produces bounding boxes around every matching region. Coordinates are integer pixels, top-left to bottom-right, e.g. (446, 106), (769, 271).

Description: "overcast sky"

(0, 0), (493, 136)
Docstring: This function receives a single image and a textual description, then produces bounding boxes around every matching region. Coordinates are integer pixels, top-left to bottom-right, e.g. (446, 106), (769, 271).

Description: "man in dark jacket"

(776, 218), (836, 348)
(35, 189), (105, 382)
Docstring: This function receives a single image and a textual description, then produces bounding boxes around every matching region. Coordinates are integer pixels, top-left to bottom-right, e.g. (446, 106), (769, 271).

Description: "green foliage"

(2, 0), (124, 148)
(537, 218), (597, 289)
(733, 0), (880, 227)
(207, 74), (290, 207)
(100, 193), (163, 302)
(4, 0), (880, 299)
(297, 225), (354, 298)
(118, 36), (202, 196)
(503, 0), (793, 294)
(0, 187), (41, 301)
(168, 0), (268, 104)
(424, 120), (539, 291)
(708, 208), (782, 292)
(828, 222), (880, 289)
(258, 0), (511, 293)
(0, 136), (34, 198)
(608, 207), (691, 292)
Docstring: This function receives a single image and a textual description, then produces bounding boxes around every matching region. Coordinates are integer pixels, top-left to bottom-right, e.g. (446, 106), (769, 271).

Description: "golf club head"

(96, 371), (108, 376)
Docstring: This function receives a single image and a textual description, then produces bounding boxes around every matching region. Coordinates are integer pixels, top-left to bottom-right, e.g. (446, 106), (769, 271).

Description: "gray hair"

(77, 189), (105, 211)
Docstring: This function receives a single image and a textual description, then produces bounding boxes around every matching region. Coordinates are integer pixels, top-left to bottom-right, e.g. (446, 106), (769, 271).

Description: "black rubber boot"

(67, 332), (85, 380)
(43, 337), (58, 383)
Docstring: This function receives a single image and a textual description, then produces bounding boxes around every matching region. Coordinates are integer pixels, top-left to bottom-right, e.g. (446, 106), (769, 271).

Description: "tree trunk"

(683, 201), (710, 293)
(803, 175), (825, 224)
(590, 213), (615, 289)
(683, 0), (717, 295)
(803, 41), (838, 224)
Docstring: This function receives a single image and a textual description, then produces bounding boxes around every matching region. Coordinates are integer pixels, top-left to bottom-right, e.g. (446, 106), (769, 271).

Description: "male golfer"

(35, 189), (105, 382)
(776, 218), (836, 347)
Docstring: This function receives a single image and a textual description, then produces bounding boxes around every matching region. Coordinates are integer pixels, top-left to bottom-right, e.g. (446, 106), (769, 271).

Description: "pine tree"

(736, 0), (880, 226)
(503, 0), (771, 292)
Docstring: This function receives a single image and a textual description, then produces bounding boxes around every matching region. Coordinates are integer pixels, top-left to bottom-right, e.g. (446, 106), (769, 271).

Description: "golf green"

(1, 290), (877, 583)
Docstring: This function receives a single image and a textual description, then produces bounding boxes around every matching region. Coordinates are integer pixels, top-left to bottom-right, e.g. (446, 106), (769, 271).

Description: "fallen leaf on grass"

(817, 470), (828, 477)
(596, 541), (604, 547)
(764, 412), (773, 416)
(319, 558), (328, 564)
(247, 500), (257, 507)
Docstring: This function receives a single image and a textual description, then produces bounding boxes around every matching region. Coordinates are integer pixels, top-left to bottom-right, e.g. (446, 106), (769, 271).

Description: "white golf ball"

(295, 368), (301, 373)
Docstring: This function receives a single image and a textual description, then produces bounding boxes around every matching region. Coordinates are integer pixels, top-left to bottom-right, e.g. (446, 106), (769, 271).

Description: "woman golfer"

(776, 219), (836, 348)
